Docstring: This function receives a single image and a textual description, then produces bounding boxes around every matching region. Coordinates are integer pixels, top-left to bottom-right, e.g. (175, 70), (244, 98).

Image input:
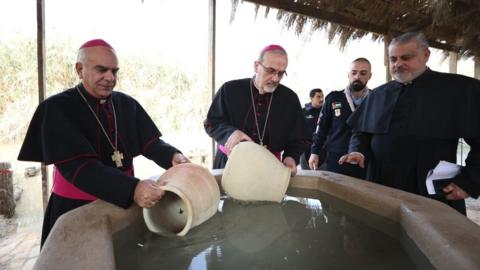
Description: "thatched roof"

(232, 0), (480, 58)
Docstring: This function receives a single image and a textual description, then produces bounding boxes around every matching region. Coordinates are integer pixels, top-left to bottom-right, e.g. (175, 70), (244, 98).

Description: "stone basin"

(33, 170), (480, 270)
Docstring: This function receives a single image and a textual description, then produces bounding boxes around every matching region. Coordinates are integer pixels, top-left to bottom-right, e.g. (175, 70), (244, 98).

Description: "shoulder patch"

(332, 102), (342, 109)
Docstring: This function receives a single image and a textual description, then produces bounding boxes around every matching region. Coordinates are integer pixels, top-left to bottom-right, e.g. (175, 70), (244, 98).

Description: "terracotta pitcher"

(222, 141), (291, 203)
(143, 163), (220, 236)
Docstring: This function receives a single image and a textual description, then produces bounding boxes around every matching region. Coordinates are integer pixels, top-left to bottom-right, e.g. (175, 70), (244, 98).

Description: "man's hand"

(224, 130), (253, 155)
(134, 180), (165, 208)
(283, 156), (297, 176)
(172, 152), (190, 166)
(338, 152), (365, 168)
(309, 154), (320, 170)
(443, 183), (470, 200)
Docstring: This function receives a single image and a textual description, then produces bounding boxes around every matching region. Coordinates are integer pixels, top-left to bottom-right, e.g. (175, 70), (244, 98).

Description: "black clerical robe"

(204, 78), (310, 168)
(18, 84), (180, 245)
(347, 69), (480, 214)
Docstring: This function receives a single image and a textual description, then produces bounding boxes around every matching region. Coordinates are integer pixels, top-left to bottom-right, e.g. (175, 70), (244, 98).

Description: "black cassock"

(348, 69), (480, 214)
(18, 84), (180, 245)
(204, 78), (310, 168)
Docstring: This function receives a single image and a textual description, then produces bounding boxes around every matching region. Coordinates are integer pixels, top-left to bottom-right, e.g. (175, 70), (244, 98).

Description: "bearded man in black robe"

(18, 39), (189, 246)
(340, 32), (480, 214)
(204, 45), (310, 176)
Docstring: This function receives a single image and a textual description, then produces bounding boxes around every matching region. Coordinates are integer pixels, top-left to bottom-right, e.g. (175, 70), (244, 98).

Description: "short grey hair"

(390, 32), (430, 49)
(258, 48), (287, 62)
(76, 47), (116, 64)
(76, 49), (87, 64)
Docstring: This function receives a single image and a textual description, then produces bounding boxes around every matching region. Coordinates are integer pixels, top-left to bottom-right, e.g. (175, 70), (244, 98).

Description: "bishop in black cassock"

(343, 32), (480, 214)
(18, 39), (187, 246)
(204, 45), (310, 174)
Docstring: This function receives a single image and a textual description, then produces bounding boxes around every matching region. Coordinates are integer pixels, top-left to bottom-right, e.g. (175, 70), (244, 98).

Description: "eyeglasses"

(258, 62), (288, 77)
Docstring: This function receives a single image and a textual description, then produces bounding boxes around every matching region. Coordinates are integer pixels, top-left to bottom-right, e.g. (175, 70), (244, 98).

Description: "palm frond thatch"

(231, 0), (480, 58)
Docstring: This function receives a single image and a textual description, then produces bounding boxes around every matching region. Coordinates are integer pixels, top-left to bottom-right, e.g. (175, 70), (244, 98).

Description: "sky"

(0, 0), (475, 103)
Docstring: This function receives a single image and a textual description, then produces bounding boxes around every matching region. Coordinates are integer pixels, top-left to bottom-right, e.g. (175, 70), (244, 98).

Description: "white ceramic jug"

(222, 141), (291, 203)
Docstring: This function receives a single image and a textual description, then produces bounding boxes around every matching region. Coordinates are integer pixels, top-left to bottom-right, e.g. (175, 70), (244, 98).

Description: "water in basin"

(113, 188), (434, 269)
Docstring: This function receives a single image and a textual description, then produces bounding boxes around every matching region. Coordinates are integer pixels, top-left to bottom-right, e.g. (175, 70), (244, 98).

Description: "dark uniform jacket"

(311, 90), (355, 156)
(302, 102), (321, 160)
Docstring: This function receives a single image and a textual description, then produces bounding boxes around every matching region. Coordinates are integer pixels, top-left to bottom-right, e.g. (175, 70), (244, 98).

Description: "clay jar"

(222, 141), (291, 203)
(143, 163), (220, 236)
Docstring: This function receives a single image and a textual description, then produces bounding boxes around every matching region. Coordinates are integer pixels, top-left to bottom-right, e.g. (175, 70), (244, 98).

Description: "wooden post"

(384, 35), (391, 82)
(449, 51), (458, 74)
(208, 0), (217, 166)
(474, 56), (480, 79)
(0, 162), (15, 218)
(37, 0), (49, 211)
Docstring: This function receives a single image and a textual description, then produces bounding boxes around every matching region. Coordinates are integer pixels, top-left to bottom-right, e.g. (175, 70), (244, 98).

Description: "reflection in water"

(114, 190), (432, 270)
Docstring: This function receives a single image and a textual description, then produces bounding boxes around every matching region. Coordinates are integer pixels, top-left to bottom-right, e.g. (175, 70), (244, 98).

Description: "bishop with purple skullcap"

(260, 44), (286, 54)
(79, 39), (114, 50)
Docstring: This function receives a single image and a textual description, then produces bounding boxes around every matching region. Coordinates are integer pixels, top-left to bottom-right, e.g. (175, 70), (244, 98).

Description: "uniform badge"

(332, 102), (342, 117)
(332, 102), (342, 109)
(334, 109), (341, 117)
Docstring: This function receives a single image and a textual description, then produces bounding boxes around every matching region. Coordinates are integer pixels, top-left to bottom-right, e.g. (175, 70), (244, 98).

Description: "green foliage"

(45, 37), (78, 95)
(117, 54), (211, 138)
(0, 37), (210, 157)
(0, 38), (38, 142)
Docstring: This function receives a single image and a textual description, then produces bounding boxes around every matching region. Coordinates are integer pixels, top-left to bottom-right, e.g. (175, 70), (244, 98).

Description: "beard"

(392, 72), (412, 83)
(253, 75), (279, 94)
(391, 67), (414, 83)
(350, 80), (365, 92)
(261, 82), (279, 93)
(391, 67), (425, 83)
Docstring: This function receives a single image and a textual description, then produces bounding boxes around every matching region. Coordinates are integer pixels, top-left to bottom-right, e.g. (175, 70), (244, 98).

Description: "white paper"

(425, 160), (461, 195)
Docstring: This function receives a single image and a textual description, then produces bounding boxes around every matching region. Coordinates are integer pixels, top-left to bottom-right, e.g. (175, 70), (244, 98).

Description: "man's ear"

(75, 62), (83, 79)
(423, 48), (431, 62)
(253, 61), (259, 73)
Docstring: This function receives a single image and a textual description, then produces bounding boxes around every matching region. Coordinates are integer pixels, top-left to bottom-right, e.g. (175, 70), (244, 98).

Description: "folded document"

(426, 160), (461, 195)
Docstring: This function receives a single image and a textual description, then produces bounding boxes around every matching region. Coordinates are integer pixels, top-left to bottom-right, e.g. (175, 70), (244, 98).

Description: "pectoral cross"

(112, 150), (124, 167)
